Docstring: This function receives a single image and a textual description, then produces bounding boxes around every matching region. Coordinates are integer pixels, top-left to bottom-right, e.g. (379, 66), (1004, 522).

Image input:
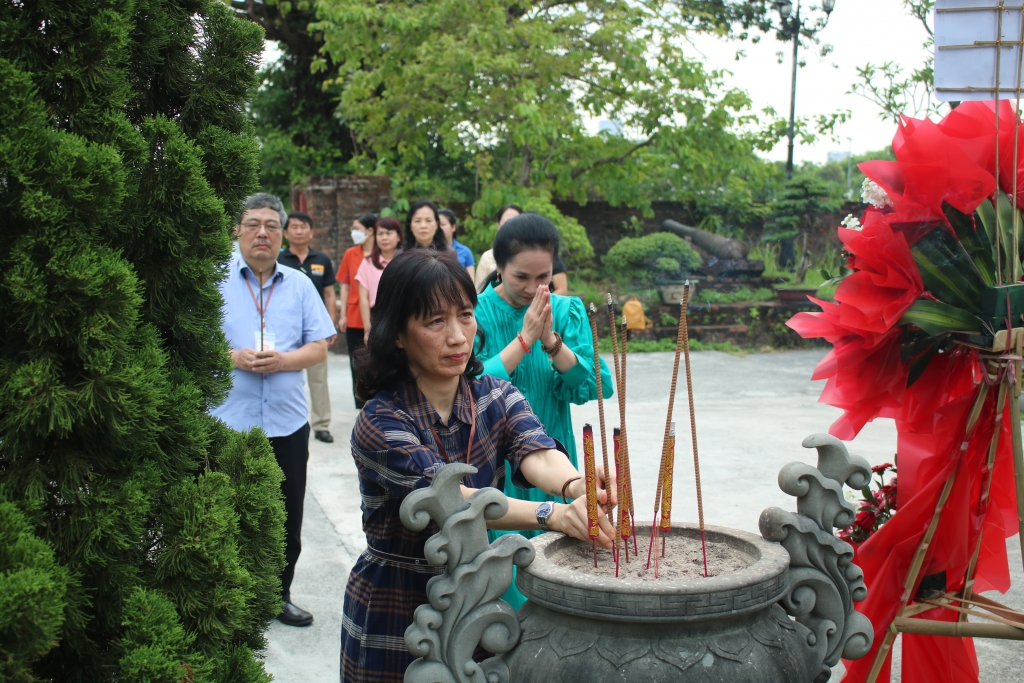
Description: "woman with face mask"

(356, 217), (404, 345)
(473, 212), (613, 608)
(336, 213), (377, 408)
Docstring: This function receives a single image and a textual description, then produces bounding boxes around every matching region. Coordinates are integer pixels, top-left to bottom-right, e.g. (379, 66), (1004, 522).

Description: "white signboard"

(934, 0), (1024, 101)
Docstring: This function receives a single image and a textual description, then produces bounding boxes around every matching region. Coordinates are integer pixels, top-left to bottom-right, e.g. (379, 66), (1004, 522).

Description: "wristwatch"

(536, 501), (554, 531)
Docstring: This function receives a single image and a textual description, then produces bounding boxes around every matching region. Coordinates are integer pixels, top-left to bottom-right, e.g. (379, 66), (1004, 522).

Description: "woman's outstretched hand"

(550, 463), (617, 549)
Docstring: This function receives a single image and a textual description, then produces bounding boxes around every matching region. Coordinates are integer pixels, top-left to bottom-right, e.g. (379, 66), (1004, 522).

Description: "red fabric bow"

(786, 101), (1020, 683)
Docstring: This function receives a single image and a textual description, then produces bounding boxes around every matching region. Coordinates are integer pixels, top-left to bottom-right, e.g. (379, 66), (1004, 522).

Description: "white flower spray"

(861, 178), (894, 209)
(840, 214), (862, 231)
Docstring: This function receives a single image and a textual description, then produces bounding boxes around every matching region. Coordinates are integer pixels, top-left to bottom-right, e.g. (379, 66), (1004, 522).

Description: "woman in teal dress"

(474, 212), (613, 607)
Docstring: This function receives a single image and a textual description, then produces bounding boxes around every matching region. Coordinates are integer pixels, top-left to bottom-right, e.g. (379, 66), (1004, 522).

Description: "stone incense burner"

(399, 434), (874, 683)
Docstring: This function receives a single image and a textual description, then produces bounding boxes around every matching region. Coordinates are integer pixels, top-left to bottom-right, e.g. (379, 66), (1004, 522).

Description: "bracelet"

(541, 331), (563, 357)
(517, 333), (532, 353)
(560, 476), (582, 504)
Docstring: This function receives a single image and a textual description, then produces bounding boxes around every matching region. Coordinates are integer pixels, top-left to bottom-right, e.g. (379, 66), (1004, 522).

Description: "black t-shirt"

(278, 247), (336, 301)
(553, 254), (567, 275)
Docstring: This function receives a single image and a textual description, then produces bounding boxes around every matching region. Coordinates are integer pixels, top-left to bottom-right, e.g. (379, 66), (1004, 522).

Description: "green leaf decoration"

(900, 299), (983, 336)
(911, 226), (986, 311)
(943, 202), (996, 286)
(995, 191), (1023, 283)
(975, 192), (1024, 283)
(900, 331), (946, 387)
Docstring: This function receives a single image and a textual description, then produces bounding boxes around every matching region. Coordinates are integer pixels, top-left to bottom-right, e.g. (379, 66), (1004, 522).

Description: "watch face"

(537, 502), (553, 529)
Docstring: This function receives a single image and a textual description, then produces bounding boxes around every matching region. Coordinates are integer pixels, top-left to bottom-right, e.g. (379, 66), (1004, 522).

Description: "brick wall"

(290, 175), (392, 266)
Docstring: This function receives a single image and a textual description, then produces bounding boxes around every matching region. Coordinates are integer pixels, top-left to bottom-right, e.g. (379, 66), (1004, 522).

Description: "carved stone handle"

(760, 434), (874, 683)
(400, 463), (534, 683)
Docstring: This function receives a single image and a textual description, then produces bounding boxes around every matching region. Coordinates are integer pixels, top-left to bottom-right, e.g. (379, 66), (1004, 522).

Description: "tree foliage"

(0, 1), (285, 680)
(313, 0), (798, 251)
(763, 175), (845, 241)
(234, 0), (356, 201)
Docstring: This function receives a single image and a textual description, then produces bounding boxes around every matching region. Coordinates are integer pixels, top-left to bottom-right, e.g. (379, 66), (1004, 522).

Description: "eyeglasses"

(240, 221), (283, 234)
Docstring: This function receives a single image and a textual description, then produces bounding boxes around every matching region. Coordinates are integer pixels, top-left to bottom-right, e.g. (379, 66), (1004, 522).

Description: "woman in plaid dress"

(341, 249), (616, 683)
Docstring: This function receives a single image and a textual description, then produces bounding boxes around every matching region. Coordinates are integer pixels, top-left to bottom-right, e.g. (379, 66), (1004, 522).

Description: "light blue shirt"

(211, 254), (336, 437)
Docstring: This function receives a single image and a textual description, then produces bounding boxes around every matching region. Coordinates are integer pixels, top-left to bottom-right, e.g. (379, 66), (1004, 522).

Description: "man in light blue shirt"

(211, 193), (335, 627)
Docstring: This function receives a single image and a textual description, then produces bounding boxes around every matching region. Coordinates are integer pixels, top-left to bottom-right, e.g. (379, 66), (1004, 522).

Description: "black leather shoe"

(314, 430), (334, 443)
(278, 601), (313, 627)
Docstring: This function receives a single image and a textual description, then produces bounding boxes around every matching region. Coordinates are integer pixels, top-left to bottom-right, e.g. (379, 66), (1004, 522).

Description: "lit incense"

(647, 298), (687, 572)
(660, 423), (676, 558)
(680, 283), (709, 577)
(582, 424), (600, 566)
(587, 304), (617, 570)
(615, 428), (631, 563)
(619, 314), (637, 554)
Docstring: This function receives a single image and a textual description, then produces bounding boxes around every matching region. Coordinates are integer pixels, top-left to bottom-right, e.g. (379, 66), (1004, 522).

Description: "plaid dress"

(340, 373), (555, 683)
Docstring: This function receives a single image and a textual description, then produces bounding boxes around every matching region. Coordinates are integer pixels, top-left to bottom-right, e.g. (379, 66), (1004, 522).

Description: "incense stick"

(614, 429), (624, 574)
(617, 313), (638, 555)
(605, 295), (629, 565)
(587, 305), (617, 571)
(660, 423), (676, 558)
(647, 297), (687, 571)
(680, 283), (709, 577)
(586, 305), (613, 514)
(582, 424), (600, 566)
(614, 428), (630, 563)
(610, 303), (634, 557)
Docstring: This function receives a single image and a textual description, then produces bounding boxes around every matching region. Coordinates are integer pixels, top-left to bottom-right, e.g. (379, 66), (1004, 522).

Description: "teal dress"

(474, 284), (614, 607)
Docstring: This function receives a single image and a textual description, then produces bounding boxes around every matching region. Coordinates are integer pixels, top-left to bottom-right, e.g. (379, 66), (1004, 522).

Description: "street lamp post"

(776, 0), (836, 180)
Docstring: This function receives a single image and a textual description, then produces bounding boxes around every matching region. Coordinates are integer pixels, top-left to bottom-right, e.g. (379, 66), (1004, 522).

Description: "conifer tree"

(0, 2), (286, 681)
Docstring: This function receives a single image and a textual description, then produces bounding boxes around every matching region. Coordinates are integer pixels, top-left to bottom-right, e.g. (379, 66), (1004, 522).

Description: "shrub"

(0, 497), (68, 682)
(603, 233), (702, 283)
(0, 2), (284, 680)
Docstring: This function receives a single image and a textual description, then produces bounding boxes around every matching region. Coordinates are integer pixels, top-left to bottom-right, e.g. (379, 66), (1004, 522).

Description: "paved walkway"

(265, 350), (1024, 682)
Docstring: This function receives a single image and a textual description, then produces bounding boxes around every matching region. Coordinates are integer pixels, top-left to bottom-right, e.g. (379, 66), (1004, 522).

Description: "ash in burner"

(549, 533), (751, 580)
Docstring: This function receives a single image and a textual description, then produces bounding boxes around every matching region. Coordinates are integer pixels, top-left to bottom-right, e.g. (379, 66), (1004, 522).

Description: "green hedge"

(603, 233), (702, 282)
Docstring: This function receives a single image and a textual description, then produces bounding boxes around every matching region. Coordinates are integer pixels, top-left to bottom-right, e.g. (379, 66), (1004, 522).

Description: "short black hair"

(286, 211), (313, 229)
(493, 212), (560, 268)
(356, 213), (378, 230)
(354, 249), (483, 400)
(404, 199), (448, 250)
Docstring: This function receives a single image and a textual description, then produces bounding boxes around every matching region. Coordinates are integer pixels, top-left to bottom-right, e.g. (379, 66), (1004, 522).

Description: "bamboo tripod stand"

(864, 329), (1024, 682)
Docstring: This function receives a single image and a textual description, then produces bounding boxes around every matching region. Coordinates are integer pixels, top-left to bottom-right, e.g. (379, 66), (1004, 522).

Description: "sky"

(260, 0), (934, 167)
(683, 0), (934, 165)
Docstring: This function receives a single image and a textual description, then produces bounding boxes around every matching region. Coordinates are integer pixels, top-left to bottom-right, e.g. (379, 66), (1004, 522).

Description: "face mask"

(351, 229), (368, 246)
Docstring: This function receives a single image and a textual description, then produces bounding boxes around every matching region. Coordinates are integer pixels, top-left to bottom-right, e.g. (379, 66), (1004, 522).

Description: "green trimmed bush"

(0, 2), (285, 681)
(603, 233), (702, 283)
(0, 497), (68, 682)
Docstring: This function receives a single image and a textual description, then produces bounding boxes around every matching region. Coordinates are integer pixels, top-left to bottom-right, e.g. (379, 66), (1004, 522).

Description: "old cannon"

(661, 219), (765, 278)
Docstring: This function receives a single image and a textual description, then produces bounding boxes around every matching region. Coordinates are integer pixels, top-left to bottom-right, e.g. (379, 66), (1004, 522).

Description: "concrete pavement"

(265, 350), (1024, 682)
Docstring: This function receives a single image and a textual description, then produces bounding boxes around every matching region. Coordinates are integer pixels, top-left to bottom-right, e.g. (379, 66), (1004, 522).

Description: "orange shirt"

(337, 245), (368, 329)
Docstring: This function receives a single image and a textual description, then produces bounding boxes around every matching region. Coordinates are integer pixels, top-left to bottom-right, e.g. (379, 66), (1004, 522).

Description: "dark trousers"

(269, 422), (310, 602)
(346, 327), (366, 409)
